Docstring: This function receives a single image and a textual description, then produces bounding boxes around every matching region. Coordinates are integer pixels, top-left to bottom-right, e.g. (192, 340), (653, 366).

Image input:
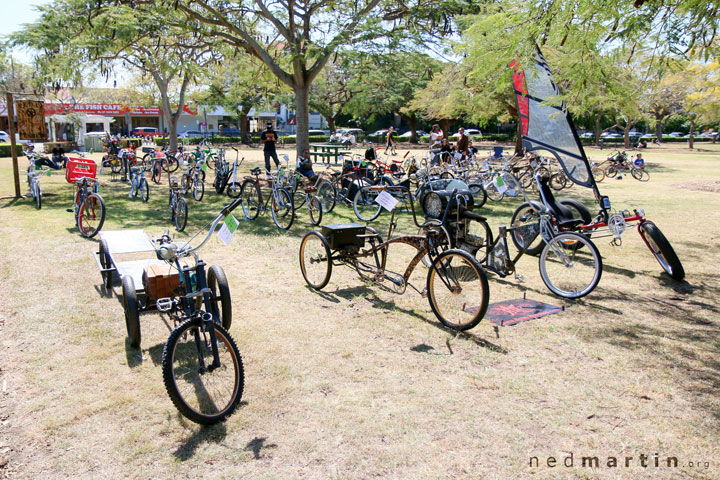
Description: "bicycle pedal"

(156, 297), (173, 312)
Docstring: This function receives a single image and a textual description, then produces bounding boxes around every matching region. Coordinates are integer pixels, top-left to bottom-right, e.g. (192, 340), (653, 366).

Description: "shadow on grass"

(173, 421), (229, 461)
(244, 436), (278, 460)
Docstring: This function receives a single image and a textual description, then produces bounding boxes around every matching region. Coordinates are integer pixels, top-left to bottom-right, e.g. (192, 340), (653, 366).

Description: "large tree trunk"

(623, 124), (631, 149)
(515, 123), (523, 155)
(403, 113), (419, 144)
(166, 113), (179, 151)
(327, 115), (336, 132)
(595, 114), (603, 146)
(240, 111), (250, 144)
(688, 119), (695, 149)
(439, 119), (451, 138)
(294, 83), (310, 156)
(655, 114), (664, 143)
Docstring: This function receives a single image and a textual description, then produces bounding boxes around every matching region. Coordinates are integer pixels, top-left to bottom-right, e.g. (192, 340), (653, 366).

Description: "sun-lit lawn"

(0, 142), (718, 479)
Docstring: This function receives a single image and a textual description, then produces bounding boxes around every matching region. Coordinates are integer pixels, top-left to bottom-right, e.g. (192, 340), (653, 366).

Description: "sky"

(3, 0), (54, 61)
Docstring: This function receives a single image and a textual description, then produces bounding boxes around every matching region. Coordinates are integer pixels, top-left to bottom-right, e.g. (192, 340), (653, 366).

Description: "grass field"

(0, 143), (718, 479)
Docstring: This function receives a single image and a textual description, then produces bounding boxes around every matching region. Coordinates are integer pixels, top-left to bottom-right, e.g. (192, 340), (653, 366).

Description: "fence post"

(5, 92), (21, 198)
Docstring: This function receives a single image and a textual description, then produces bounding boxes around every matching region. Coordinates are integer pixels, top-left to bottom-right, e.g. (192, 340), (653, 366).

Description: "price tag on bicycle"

(495, 176), (508, 194)
(375, 190), (399, 211)
(217, 214), (239, 245)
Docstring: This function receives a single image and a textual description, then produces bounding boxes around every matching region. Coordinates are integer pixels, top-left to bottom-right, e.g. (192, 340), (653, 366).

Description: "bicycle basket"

(322, 223), (366, 250)
(66, 158), (97, 184)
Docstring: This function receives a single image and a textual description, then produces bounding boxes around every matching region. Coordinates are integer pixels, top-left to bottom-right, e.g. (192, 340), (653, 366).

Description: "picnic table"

(309, 144), (352, 165)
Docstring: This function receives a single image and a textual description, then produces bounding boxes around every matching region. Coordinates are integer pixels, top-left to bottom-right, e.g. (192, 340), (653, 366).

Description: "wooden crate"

(142, 263), (180, 300)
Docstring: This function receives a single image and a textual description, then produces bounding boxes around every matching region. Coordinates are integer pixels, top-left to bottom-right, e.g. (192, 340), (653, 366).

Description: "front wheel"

(427, 249), (490, 330)
(35, 184), (42, 209)
(78, 193), (105, 238)
(240, 179), (261, 220)
(353, 187), (382, 222)
(271, 188), (294, 230)
(539, 232), (602, 298)
(468, 183), (487, 209)
(299, 231), (332, 289)
(162, 317), (244, 425)
(308, 196), (323, 226)
(638, 221), (684, 280)
(484, 176), (505, 202)
(591, 166), (605, 182)
(631, 168), (649, 182)
(316, 179), (336, 213)
(140, 178), (149, 202)
(192, 178), (205, 201)
(226, 181), (242, 199)
(163, 155), (179, 173)
(174, 197), (188, 232)
(605, 165), (618, 178)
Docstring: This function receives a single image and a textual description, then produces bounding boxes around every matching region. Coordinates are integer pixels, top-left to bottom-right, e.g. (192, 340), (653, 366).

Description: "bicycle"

(604, 151), (648, 181)
(26, 166), (49, 209)
(299, 185), (490, 330)
(239, 168), (295, 230)
(168, 176), (188, 231)
(122, 197), (246, 424)
(291, 175), (324, 226)
(71, 176), (106, 238)
(181, 156), (206, 201)
(128, 165), (149, 202)
(214, 148), (245, 198)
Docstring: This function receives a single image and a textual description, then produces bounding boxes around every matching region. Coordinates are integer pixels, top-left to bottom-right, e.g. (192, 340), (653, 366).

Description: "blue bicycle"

(128, 165), (149, 202)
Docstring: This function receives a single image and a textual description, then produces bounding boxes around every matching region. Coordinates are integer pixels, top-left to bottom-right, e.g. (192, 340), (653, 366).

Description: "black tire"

(316, 179), (336, 213)
(539, 232), (602, 298)
(99, 239), (112, 289)
(226, 181), (242, 199)
(549, 172), (567, 191)
(353, 187), (382, 222)
(181, 174), (191, 196)
(632, 168), (650, 182)
(214, 173), (226, 194)
(152, 162), (162, 184)
(606, 165), (618, 178)
(299, 231), (332, 289)
(638, 221), (684, 280)
(484, 176), (504, 202)
(36, 185), (42, 210)
(309, 196), (323, 226)
(271, 188), (294, 230)
(192, 178), (205, 201)
(427, 249), (490, 330)
(140, 178), (149, 202)
(162, 317), (243, 425)
(142, 153), (154, 171)
(78, 193), (105, 238)
(163, 155), (179, 173)
(558, 198), (592, 225)
(240, 179), (261, 220)
(439, 171), (454, 180)
(510, 202), (544, 255)
(175, 197), (188, 232)
(122, 275), (141, 349)
(468, 183), (487, 209)
(207, 265), (232, 330)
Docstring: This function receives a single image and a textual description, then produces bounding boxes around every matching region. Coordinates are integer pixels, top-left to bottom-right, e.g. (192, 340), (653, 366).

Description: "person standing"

(260, 122), (280, 172)
(384, 126), (396, 155)
(456, 127), (469, 159)
(429, 124), (443, 149)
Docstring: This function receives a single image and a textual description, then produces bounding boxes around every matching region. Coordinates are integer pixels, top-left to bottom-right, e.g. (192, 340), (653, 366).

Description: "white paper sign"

(374, 190), (399, 212)
(495, 176), (508, 195)
(454, 152), (463, 160)
(217, 214), (239, 245)
(281, 154), (290, 163)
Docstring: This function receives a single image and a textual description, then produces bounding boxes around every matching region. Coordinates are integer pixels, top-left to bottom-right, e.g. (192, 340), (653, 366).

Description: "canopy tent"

(48, 113), (114, 146)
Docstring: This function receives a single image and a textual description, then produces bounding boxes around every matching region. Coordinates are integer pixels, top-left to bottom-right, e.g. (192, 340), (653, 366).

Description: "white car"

(397, 130), (428, 139)
(579, 132), (594, 138)
(283, 130), (329, 140)
(371, 129), (389, 137)
(667, 132), (685, 137)
(451, 128), (482, 138)
(0, 131), (10, 143)
(179, 130), (213, 138)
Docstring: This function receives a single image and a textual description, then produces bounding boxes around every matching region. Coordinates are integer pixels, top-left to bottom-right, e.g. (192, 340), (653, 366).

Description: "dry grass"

(0, 143), (718, 479)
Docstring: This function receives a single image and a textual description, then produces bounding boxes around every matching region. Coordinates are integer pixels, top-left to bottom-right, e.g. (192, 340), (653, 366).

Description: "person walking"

(384, 126), (396, 155)
(260, 122), (280, 173)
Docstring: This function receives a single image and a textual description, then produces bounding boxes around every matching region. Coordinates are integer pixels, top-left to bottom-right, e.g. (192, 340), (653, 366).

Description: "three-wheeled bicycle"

(95, 198), (245, 424)
(299, 185), (490, 331)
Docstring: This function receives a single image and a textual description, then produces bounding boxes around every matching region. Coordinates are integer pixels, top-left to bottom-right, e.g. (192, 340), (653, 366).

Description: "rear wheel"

(484, 176), (505, 202)
(638, 221), (684, 280)
(207, 265), (232, 330)
(192, 178), (205, 201)
(427, 249), (489, 331)
(162, 317), (243, 425)
(316, 179), (336, 213)
(549, 171), (567, 190)
(175, 197), (188, 232)
(510, 203), (543, 255)
(468, 183), (487, 209)
(122, 275), (141, 349)
(308, 196), (323, 226)
(226, 181), (242, 199)
(539, 233), (602, 298)
(140, 178), (149, 202)
(35, 184), (42, 209)
(152, 161), (162, 184)
(99, 239), (112, 288)
(78, 193), (105, 238)
(240, 180), (262, 220)
(631, 168), (649, 182)
(163, 155), (179, 173)
(271, 188), (294, 230)
(605, 165), (618, 178)
(299, 231), (332, 289)
(353, 187), (382, 222)
(591, 166), (605, 182)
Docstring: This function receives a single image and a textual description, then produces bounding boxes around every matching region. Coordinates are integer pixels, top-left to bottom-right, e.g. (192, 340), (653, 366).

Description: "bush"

(0, 144), (25, 158)
(121, 138), (143, 148)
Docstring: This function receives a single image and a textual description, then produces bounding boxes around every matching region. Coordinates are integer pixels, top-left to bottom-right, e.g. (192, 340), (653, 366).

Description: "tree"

(106, 0), (476, 155)
(309, 54), (363, 132)
(13, 1), (219, 150)
(677, 60), (720, 149)
(344, 52), (443, 143)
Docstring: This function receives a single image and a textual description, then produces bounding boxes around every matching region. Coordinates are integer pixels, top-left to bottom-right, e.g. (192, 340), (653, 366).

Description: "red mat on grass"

(466, 298), (563, 326)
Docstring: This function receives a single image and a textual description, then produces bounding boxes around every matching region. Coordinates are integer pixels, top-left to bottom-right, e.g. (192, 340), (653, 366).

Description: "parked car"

(397, 130), (429, 139)
(218, 128), (242, 136)
(179, 130), (215, 138)
(667, 132), (685, 137)
(283, 130), (329, 140)
(370, 129), (389, 137)
(337, 128), (364, 136)
(0, 131), (10, 143)
(451, 128), (482, 138)
(132, 127), (162, 137)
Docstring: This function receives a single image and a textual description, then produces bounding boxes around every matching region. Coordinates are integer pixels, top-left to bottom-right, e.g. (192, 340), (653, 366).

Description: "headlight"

(423, 192), (443, 218)
(159, 244), (177, 260)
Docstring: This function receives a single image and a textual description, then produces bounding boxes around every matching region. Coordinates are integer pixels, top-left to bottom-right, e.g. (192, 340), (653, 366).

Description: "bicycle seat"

(330, 171), (341, 177)
(250, 167), (262, 175)
(537, 176), (584, 228)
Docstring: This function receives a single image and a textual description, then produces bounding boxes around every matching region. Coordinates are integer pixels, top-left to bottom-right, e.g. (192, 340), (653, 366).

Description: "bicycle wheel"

(271, 188), (294, 230)
(638, 221), (684, 280)
(519, 168), (533, 188)
(99, 239), (112, 288)
(207, 264), (232, 330)
(226, 181), (242, 199)
(111, 160), (122, 174)
(175, 197), (188, 232)
(426, 249), (489, 330)
(78, 193), (105, 238)
(316, 179), (336, 213)
(549, 172), (567, 191)
(163, 155), (179, 173)
(592, 166), (605, 182)
(539, 232), (602, 298)
(140, 178), (149, 202)
(308, 196), (323, 226)
(299, 231), (332, 289)
(484, 176), (504, 202)
(240, 179), (261, 220)
(353, 187), (382, 222)
(142, 153), (154, 171)
(35, 184), (42, 210)
(605, 165), (618, 178)
(122, 275), (141, 348)
(181, 174), (191, 195)
(468, 183), (487, 209)
(510, 202), (544, 255)
(206, 154), (217, 170)
(503, 174), (522, 197)
(162, 317), (244, 425)
(193, 178), (205, 201)
(631, 168), (649, 182)
(152, 162), (162, 184)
